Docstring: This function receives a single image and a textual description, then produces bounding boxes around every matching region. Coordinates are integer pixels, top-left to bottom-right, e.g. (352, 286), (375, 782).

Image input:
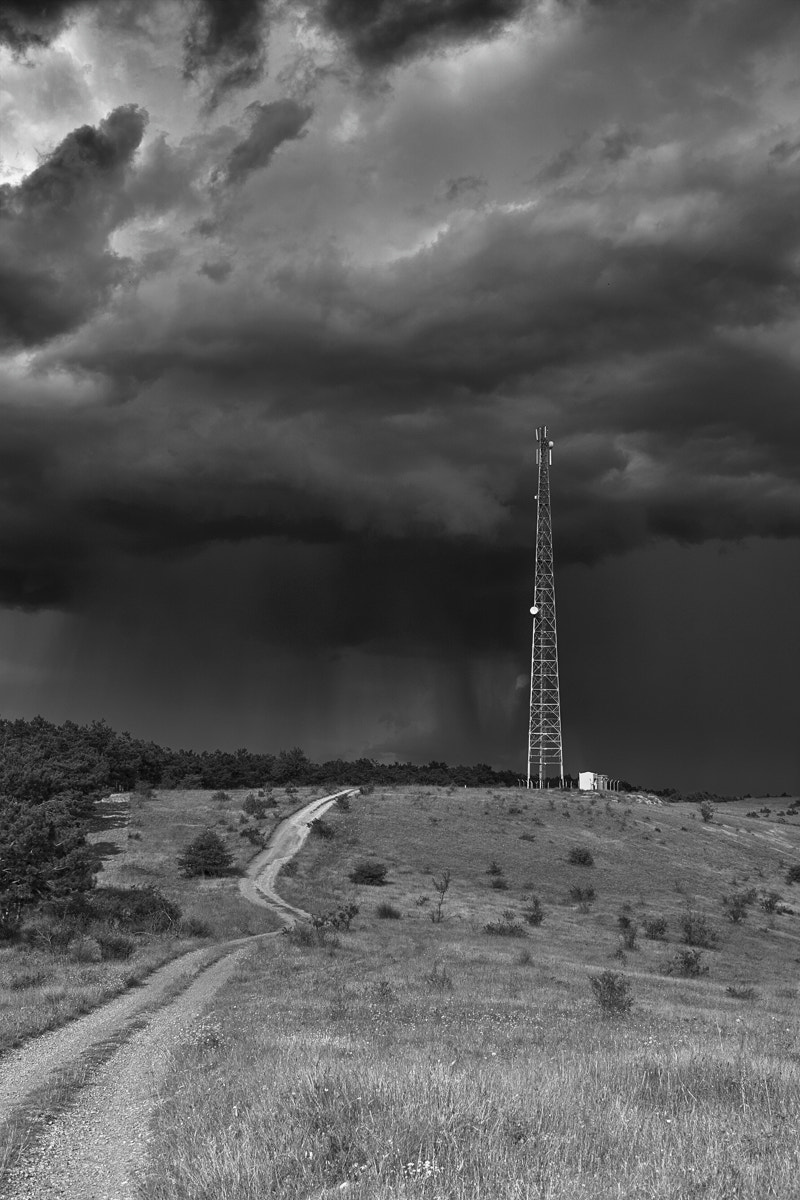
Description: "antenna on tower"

(527, 425), (564, 788)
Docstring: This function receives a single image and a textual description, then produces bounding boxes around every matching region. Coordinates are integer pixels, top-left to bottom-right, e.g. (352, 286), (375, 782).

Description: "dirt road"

(0, 788), (357, 1200)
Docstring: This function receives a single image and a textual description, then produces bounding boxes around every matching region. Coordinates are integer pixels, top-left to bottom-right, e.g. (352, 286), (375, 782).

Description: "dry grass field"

(140, 787), (800, 1200)
(0, 786), (311, 1050)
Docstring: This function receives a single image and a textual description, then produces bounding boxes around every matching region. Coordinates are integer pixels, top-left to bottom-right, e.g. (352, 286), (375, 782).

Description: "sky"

(0, 0), (798, 794)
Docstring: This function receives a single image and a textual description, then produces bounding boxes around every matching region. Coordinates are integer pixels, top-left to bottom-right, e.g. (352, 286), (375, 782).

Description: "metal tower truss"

(527, 425), (564, 787)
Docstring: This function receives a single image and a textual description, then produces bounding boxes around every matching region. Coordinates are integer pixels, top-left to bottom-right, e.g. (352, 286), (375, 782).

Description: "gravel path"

(0, 789), (357, 1200)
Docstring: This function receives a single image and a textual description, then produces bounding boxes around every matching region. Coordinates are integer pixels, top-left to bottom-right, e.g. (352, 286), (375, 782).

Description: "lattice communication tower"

(527, 426), (564, 787)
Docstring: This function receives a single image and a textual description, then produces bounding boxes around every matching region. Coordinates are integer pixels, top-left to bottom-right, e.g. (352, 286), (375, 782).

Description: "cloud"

(0, 105), (147, 347)
(0, 0), (86, 52)
(183, 0), (269, 103)
(313, 0), (528, 67)
(225, 99), (313, 184)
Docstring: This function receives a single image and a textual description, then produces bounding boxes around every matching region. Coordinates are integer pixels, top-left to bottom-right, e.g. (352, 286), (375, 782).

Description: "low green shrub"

(568, 847), (594, 866)
(490, 877), (509, 890)
(178, 916), (213, 938)
(617, 914), (638, 950)
(664, 947), (708, 977)
(589, 970), (633, 1015)
(522, 895), (544, 926)
(643, 915), (668, 940)
(570, 885), (596, 911)
(680, 911), (717, 948)
(68, 935), (102, 963)
(96, 932), (136, 960)
(376, 902), (401, 919)
(349, 860), (388, 886)
(484, 910), (527, 938)
(309, 817), (335, 840)
(785, 864), (800, 885)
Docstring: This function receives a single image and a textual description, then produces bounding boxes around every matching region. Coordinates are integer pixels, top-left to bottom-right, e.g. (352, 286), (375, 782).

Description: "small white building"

(579, 770), (610, 791)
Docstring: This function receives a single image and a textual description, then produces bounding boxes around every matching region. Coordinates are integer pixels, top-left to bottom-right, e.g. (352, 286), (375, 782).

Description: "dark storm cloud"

(225, 99), (313, 184)
(0, 0), (86, 52)
(184, 0), (269, 103)
(0, 105), (146, 347)
(313, 0), (527, 66)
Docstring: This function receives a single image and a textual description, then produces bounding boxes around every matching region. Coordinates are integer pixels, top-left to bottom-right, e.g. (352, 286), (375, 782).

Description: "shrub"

(568, 847), (594, 866)
(96, 932), (136, 960)
(522, 895), (544, 926)
(282, 921), (316, 948)
(349, 860), (388, 886)
(490, 877), (509, 890)
(760, 891), (781, 913)
(484, 910), (527, 937)
(243, 794), (271, 819)
(430, 870), (450, 923)
(643, 915), (668, 941)
(699, 800), (715, 823)
(376, 902), (401, 919)
(178, 829), (235, 878)
(178, 916), (212, 938)
(239, 826), (267, 848)
(785, 864), (800, 885)
(664, 947), (708, 977)
(570, 885), (596, 911)
(589, 970), (633, 1015)
(722, 891), (755, 923)
(312, 903), (359, 932)
(78, 887), (182, 933)
(519, 832), (536, 843)
(309, 817), (335, 840)
(279, 860), (298, 878)
(617, 914), (638, 950)
(680, 911), (717, 948)
(726, 985), (758, 1000)
(68, 935), (102, 963)
(423, 962), (454, 991)
(487, 860), (503, 876)
(334, 794), (351, 812)
(212, 791), (231, 805)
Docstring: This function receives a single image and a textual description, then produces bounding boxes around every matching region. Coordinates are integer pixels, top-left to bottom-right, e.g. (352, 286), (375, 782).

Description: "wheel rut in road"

(0, 789), (357, 1200)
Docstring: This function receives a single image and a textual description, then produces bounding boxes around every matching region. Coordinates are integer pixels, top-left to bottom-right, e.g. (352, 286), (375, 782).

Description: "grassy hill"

(0, 785), (315, 1050)
(137, 786), (800, 1200)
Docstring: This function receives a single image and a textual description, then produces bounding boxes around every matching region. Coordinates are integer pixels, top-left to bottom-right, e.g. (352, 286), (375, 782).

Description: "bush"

(178, 916), (213, 938)
(490, 877), (509, 890)
(376, 902), (401, 919)
(568, 847), (594, 866)
(522, 895), (544, 926)
(243, 794), (272, 819)
(570, 885), (596, 911)
(309, 817), (335, 840)
(722, 891), (755, 923)
(68, 935), (102, 963)
(699, 800), (715, 823)
(643, 915), (668, 941)
(334, 794), (351, 812)
(76, 887), (182, 933)
(239, 826), (267, 848)
(760, 891), (781, 913)
(8, 964), (52, 990)
(96, 932), (136, 960)
(726, 985), (758, 1000)
(212, 791), (231, 804)
(487, 861), (503, 876)
(178, 829), (236, 878)
(664, 947), (708, 977)
(484, 910), (527, 937)
(589, 970), (633, 1015)
(312, 903), (358, 932)
(785, 864), (800, 885)
(680, 911), (717, 948)
(617, 914), (638, 950)
(349, 860), (388, 886)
